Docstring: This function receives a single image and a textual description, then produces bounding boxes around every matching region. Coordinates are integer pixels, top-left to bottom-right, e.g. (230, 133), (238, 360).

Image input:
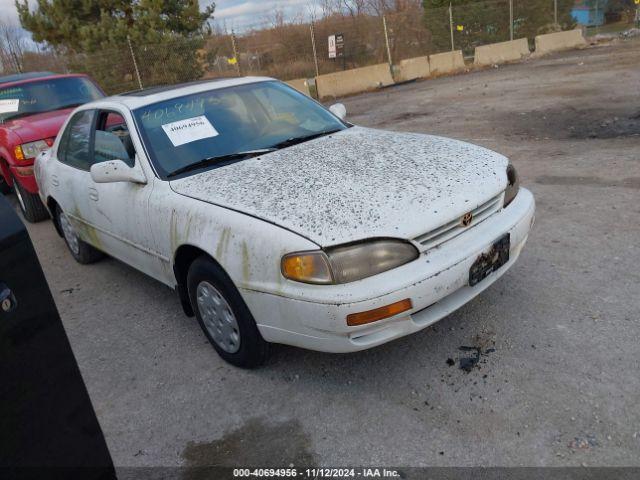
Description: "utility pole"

(310, 22), (319, 77)
(383, 15), (392, 66)
(449, 3), (455, 51)
(509, 0), (514, 41)
(231, 30), (241, 76)
(127, 35), (143, 90)
(554, 0), (558, 25)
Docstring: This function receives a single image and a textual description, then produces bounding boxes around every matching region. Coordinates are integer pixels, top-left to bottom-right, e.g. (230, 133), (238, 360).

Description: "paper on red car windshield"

(161, 115), (219, 147)
(0, 99), (19, 114)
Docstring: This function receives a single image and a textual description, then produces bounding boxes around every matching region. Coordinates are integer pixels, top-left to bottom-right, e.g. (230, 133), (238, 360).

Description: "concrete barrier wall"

(396, 56), (431, 83)
(315, 63), (394, 99)
(535, 29), (587, 55)
(474, 38), (530, 66)
(428, 50), (465, 76)
(286, 78), (311, 96)
(280, 32), (586, 101)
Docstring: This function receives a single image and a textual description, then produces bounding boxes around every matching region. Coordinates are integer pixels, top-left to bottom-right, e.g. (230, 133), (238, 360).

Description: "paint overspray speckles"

(170, 127), (509, 246)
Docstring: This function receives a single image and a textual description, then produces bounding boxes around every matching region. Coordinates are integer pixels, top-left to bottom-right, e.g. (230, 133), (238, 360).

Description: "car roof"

(87, 76), (275, 110)
(0, 71), (55, 85)
(0, 72), (90, 89)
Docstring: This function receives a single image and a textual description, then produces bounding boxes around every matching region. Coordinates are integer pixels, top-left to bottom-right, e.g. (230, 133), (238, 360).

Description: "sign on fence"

(328, 34), (336, 58)
(328, 34), (345, 59)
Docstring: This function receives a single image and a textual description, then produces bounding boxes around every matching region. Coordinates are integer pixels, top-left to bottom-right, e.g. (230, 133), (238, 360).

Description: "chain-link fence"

(11, 2), (639, 95)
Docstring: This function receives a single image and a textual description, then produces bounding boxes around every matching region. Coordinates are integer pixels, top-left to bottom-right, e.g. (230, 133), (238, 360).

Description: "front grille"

(413, 193), (503, 252)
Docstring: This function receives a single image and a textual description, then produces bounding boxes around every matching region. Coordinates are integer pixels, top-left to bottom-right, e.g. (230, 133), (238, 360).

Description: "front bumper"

(9, 163), (38, 194)
(241, 188), (535, 353)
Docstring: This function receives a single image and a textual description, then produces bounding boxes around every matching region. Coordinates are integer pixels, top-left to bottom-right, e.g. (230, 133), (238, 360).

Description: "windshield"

(132, 81), (348, 178)
(0, 76), (103, 123)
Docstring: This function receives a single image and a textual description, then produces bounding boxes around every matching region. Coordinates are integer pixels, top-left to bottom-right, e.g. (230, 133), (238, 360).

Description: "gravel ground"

(12, 37), (640, 467)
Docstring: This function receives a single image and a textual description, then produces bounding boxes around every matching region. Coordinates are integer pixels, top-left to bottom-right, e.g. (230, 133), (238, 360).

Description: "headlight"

(282, 239), (419, 284)
(15, 140), (51, 161)
(504, 163), (520, 207)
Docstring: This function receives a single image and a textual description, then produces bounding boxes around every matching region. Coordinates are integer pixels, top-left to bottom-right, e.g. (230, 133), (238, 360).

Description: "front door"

(82, 109), (165, 280)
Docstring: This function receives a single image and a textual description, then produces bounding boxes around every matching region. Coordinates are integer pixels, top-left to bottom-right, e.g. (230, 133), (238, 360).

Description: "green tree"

(16, 0), (215, 92)
(422, 0), (575, 55)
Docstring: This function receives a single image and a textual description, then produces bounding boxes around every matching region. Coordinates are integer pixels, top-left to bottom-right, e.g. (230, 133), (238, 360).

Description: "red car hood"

(3, 108), (75, 143)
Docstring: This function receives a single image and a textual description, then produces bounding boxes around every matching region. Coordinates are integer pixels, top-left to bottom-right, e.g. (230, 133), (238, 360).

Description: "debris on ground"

(568, 435), (598, 450)
(457, 346), (496, 373)
(620, 28), (640, 39)
(446, 358), (455, 366)
(458, 347), (481, 372)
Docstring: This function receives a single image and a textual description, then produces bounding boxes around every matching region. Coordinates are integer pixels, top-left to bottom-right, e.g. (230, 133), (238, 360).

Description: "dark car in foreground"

(0, 195), (115, 478)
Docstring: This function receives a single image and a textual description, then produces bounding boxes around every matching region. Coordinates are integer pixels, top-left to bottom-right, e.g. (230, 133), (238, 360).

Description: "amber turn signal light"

(346, 298), (413, 326)
(14, 146), (25, 161)
(281, 251), (333, 284)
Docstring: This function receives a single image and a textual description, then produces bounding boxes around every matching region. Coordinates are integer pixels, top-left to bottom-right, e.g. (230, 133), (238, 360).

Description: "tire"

(187, 256), (269, 368)
(0, 174), (10, 195)
(55, 205), (104, 264)
(12, 175), (49, 223)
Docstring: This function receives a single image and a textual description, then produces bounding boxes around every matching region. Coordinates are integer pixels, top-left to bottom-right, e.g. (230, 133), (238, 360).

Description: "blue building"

(572, 0), (609, 27)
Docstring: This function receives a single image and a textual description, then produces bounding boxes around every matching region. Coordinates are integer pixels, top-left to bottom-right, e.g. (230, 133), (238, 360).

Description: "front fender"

(150, 182), (319, 295)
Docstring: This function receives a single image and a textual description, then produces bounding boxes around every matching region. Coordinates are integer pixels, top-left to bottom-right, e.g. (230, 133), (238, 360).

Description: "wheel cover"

(196, 281), (241, 353)
(59, 211), (80, 255)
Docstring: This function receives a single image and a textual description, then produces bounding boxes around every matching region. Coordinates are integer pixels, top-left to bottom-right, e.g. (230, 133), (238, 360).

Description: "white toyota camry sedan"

(36, 77), (535, 367)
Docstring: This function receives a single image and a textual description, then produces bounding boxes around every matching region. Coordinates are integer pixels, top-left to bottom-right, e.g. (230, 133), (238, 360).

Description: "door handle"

(51, 174), (59, 187)
(88, 187), (99, 201)
(0, 283), (17, 314)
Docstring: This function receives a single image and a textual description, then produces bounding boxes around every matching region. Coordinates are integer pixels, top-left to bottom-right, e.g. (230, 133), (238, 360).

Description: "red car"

(0, 72), (104, 222)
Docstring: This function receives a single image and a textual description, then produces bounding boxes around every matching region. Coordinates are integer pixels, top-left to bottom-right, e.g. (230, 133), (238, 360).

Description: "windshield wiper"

(166, 149), (276, 178)
(267, 128), (342, 150)
(56, 102), (85, 110)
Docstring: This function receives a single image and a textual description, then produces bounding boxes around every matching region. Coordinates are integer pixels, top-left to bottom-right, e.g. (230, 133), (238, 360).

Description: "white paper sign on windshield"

(161, 115), (219, 147)
(0, 99), (19, 114)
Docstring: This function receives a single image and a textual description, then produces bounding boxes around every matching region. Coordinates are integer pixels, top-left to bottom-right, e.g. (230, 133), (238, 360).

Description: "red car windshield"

(0, 77), (103, 123)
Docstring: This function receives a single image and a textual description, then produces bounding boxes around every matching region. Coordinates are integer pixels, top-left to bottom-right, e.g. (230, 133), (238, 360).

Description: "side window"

(93, 111), (136, 167)
(58, 110), (94, 170)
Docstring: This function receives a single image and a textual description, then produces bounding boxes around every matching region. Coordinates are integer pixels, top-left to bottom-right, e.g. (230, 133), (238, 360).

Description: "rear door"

(48, 109), (97, 235)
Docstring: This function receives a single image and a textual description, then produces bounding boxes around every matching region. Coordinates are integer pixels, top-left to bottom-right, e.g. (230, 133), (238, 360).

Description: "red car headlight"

(15, 140), (51, 161)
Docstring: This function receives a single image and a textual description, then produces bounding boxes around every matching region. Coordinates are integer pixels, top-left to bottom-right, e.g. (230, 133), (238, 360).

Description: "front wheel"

(13, 175), (49, 223)
(187, 256), (269, 368)
(56, 206), (104, 264)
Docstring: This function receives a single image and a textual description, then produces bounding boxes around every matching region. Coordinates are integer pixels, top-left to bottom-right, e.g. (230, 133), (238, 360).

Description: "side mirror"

(90, 160), (146, 184)
(329, 103), (347, 121)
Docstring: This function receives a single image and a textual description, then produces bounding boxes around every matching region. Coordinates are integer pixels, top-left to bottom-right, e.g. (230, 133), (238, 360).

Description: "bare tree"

(342, 0), (367, 17)
(0, 19), (28, 74)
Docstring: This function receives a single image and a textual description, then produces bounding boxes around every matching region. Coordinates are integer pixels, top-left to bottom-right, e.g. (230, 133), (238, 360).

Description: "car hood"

(2, 108), (74, 143)
(169, 127), (509, 247)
